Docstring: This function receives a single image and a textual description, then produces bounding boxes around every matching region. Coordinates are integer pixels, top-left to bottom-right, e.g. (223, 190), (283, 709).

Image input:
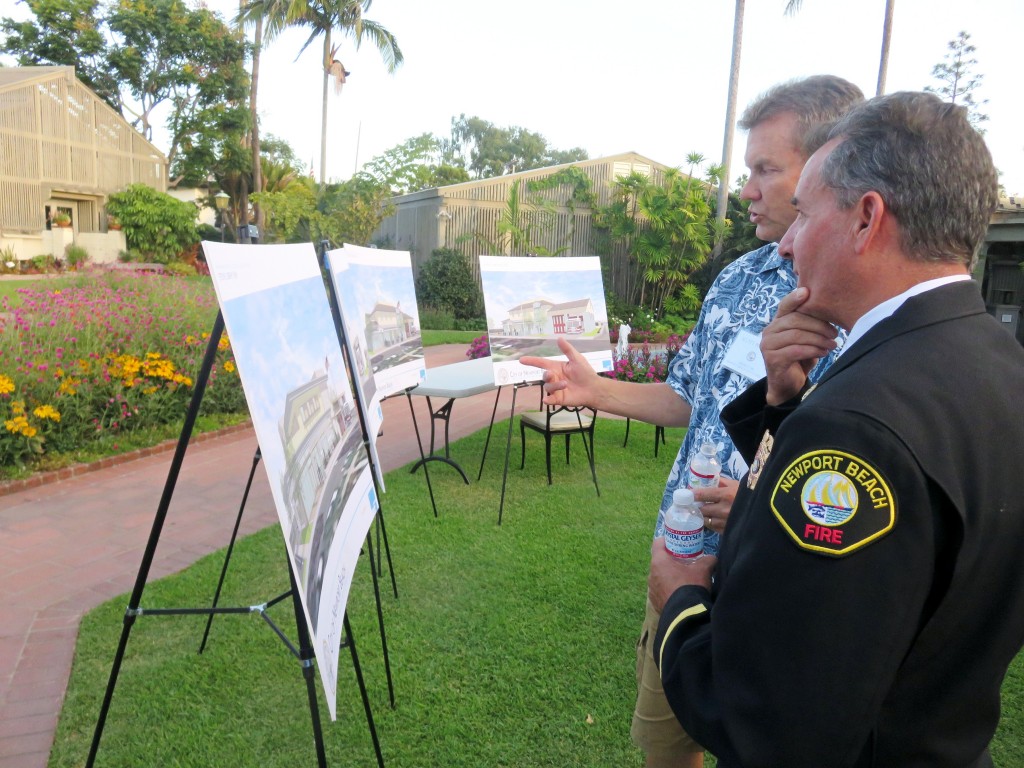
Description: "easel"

(86, 296), (391, 765)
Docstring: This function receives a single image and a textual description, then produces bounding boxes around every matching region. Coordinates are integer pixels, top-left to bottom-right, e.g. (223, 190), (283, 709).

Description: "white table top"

(412, 356), (498, 399)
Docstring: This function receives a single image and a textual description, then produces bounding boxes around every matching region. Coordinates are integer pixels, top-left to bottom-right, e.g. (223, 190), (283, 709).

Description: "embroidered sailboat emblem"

(801, 471), (858, 526)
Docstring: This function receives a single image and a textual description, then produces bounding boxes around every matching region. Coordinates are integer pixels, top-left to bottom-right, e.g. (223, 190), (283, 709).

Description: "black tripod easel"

(194, 445), (397, 708)
(86, 310), (386, 768)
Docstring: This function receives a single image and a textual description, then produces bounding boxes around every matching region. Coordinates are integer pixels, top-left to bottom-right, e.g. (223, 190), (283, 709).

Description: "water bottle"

(688, 441), (722, 492)
(664, 488), (704, 559)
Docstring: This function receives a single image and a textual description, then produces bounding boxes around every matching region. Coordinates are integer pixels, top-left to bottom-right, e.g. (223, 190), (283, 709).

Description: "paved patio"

(0, 344), (536, 768)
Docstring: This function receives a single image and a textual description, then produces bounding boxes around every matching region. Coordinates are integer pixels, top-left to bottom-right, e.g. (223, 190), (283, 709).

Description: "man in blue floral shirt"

(523, 75), (862, 768)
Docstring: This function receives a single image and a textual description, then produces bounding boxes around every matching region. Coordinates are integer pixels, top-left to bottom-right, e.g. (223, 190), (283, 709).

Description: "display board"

(202, 241), (378, 720)
(325, 244), (425, 486)
(478, 255), (613, 385)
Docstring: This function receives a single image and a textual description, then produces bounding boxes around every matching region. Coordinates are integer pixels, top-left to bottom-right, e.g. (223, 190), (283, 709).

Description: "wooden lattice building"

(0, 66), (167, 263)
(374, 152), (672, 279)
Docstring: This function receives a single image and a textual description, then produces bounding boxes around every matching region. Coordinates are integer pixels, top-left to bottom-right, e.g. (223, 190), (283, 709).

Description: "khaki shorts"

(630, 597), (702, 760)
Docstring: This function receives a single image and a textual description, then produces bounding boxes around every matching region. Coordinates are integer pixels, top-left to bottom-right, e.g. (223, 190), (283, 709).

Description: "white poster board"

(478, 255), (613, 385)
(325, 245), (425, 488)
(202, 241), (378, 720)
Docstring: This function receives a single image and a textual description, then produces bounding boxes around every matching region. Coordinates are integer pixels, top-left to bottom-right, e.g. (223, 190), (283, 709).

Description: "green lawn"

(48, 419), (1024, 766)
(0, 276), (62, 305)
(420, 329), (480, 346)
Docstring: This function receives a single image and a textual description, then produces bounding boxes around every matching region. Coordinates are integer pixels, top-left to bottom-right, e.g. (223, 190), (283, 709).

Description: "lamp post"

(214, 191), (229, 242)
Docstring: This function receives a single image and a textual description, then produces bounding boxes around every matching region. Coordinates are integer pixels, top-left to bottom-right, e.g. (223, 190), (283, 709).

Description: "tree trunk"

(251, 16), (264, 233)
(320, 31), (332, 184)
(716, 0), (745, 230)
(239, 175), (250, 243)
(876, 0), (895, 95)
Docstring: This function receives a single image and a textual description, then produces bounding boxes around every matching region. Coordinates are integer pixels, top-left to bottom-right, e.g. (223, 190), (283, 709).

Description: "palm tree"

(238, 0), (293, 239)
(716, 0), (745, 230)
(785, 0), (895, 96)
(242, 0), (403, 184)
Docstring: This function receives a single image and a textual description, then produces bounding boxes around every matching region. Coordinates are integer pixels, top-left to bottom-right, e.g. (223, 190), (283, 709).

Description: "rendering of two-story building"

(499, 296), (597, 337)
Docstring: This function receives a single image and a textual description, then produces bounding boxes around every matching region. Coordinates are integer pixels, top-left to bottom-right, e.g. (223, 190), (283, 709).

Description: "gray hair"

(822, 91), (998, 268)
(739, 75), (865, 157)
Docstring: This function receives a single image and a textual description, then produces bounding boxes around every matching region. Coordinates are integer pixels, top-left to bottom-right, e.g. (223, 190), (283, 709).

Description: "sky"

(216, 0), (1024, 195)
(4, 0), (1022, 193)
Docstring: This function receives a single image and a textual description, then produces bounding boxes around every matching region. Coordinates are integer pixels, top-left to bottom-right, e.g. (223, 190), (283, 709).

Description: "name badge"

(722, 329), (766, 382)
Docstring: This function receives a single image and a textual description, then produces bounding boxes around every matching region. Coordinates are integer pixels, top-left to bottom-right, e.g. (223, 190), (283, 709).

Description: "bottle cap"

(700, 442), (716, 456)
(673, 488), (695, 506)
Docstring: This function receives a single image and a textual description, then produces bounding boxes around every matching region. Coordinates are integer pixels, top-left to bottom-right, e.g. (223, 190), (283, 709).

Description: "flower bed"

(0, 273), (245, 469)
(606, 333), (689, 383)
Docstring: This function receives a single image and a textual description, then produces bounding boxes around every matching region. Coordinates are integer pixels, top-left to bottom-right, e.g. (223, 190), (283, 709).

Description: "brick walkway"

(0, 344), (537, 768)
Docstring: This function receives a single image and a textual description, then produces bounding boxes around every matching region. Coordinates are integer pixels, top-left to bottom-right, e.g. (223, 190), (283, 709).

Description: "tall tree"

(716, 0), (744, 231)
(236, 0), (294, 235)
(875, 0), (895, 95)
(0, 0), (118, 106)
(446, 115), (587, 179)
(594, 156), (725, 318)
(785, 0), (896, 96)
(242, 0), (403, 184)
(925, 30), (988, 130)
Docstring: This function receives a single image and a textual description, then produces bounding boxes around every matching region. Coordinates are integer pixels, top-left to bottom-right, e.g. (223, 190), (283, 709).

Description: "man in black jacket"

(649, 91), (1024, 767)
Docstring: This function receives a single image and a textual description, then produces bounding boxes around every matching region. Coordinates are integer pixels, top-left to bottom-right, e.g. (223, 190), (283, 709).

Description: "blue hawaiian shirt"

(655, 243), (846, 555)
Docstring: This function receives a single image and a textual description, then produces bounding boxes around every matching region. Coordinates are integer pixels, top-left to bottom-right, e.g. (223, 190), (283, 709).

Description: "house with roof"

(374, 152), (672, 279)
(0, 66), (167, 263)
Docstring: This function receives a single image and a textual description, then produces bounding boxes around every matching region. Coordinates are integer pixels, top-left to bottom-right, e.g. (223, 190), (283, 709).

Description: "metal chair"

(519, 404), (600, 494)
(622, 418), (667, 457)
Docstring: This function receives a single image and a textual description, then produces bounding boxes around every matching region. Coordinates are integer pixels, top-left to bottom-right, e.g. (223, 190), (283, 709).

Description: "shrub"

(1, 247), (18, 274)
(29, 254), (56, 273)
(196, 223), (222, 242)
(453, 316), (487, 332)
(106, 184), (199, 263)
(466, 335), (491, 360)
(418, 305), (456, 331)
(164, 261), (196, 278)
(65, 244), (90, 270)
(415, 248), (484, 321)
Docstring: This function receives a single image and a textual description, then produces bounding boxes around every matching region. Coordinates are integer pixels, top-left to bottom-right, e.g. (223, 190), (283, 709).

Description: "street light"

(214, 191), (229, 242)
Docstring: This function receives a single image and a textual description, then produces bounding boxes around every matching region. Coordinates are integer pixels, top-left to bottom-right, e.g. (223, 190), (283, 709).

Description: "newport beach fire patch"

(770, 450), (896, 556)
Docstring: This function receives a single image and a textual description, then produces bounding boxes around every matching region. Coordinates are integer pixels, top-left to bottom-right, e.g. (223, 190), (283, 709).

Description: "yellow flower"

(0, 374), (14, 395)
(4, 415), (36, 437)
(218, 335), (230, 351)
(223, 360), (236, 373)
(33, 405), (61, 422)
